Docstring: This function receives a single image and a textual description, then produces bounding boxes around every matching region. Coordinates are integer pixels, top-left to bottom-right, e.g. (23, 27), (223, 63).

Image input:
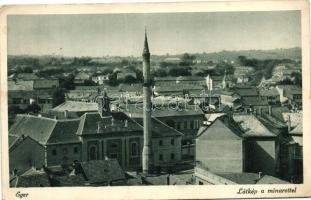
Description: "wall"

(46, 143), (82, 166)
(9, 137), (45, 174)
(244, 139), (276, 176)
(152, 136), (182, 168)
(196, 139), (243, 173)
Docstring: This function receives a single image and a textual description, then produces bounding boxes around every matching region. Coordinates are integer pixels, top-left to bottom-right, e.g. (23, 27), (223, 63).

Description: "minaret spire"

(143, 27), (150, 56)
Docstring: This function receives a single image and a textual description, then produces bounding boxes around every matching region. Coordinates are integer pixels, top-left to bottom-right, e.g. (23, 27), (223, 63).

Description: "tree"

(168, 67), (191, 76)
(180, 53), (196, 66)
(84, 79), (98, 86)
(123, 75), (136, 84)
(52, 88), (65, 107)
(26, 102), (41, 113)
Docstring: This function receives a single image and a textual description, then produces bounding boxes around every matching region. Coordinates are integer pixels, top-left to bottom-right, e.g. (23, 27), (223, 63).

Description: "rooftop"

(51, 101), (98, 112)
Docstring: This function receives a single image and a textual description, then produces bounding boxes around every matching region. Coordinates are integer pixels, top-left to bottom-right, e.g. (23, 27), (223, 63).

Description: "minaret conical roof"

(143, 29), (150, 55)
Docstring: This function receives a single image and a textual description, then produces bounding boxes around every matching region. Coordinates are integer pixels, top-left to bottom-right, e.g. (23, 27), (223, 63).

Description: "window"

(110, 142), (118, 149)
(159, 154), (163, 161)
(89, 146), (97, 160)
(52, 149), (57, 156)
(62, 148), (68, 154)
(109, 153), (118, 159)
(171, 139), (174, 145)
(190, 121), (194, 129)
(170, 153), (175, 160)
(159, 140), (163, 146)
(131, 142), (138, 157)
(74, 147), (79, 154)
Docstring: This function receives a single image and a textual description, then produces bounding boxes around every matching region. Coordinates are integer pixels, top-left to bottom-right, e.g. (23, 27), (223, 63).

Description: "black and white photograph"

(1, 1), (310, 199)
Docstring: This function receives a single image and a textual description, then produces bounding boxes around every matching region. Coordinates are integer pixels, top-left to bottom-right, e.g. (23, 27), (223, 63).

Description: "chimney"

(64, 110), (68, 118)
(287, 115), (291, 132)
(97, 122), (102, 133)
(258, 172), (262, 179)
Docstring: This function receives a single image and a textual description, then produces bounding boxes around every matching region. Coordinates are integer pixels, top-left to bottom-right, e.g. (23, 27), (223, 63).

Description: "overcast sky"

(8, 11), (301, 57)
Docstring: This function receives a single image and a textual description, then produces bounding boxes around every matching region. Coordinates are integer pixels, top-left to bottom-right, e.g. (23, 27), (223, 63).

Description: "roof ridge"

(16, 114), (57, 122)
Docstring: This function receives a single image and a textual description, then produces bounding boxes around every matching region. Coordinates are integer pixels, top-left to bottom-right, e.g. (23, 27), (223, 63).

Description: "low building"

(50, 101), (98, 119)
(9, 135), (45, 175)
(33, 78), (59, 90)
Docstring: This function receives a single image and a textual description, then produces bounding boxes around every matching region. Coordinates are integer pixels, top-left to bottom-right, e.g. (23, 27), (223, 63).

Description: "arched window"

(89, 146), (97, 160)
(131, 142), (138, 157)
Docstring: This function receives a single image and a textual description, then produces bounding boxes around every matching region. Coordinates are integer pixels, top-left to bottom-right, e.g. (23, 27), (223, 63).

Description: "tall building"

(142, 30), (153, 174)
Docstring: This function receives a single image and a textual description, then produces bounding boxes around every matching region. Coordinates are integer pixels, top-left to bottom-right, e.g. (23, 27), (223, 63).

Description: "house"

(194, 167), (288, 185)
(33, 78), (59, 90)
(9, 115), (82, 168)
(196, 115), (244, 174)
(9, 135), (45, 175)
(163, 57), (181, 64)
(116, 70), (136, 80)
(259, 88), (280, 105)
(154, 76), (206, 87)
(276, 85), (302, 109)
(123, 104), (204, 143)
(232, 114), (279, 176)
(8, 80), (34, 91)
(10, 159), (127, 187)
(50, 101), (98, 119)
(74, 71), (92, 85)
(153, 83), (204, 97)
(91, 72), (110, 85)
(195, 114), (280, 180)
(10, 168), (51, 187)
(15, 73), (39, 81)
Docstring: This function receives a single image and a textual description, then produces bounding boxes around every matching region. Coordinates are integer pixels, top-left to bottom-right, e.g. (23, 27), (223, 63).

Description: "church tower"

(97, 89), (111, 118)
(142, 29), (153, 174)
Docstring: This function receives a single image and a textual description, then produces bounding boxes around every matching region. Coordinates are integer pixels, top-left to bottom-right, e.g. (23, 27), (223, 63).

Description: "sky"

(8, 11), (301, 57)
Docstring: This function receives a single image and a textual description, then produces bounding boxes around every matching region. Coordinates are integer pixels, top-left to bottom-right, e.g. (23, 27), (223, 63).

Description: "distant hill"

(187, 47), (302, 61)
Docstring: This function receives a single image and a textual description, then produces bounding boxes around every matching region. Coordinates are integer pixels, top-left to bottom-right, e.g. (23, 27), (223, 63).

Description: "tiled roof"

(154, 84), (203, 93)
(270, 107), (291, 122)
(256, 175), (289, 184)
(124, 104), (204, 118)
(76, 112), (142, 135)
(51, 101), (98, 112)
(133, 117), (183, 138)
(197, 115), (244, 139)
(216, 172), (259, 184)
(9, 115), (80, 145)
(47, 119), (81, 144)
(9, 115), (57, 144)
(232, 114), (276, 137)
(51, 174), (86, 187)
(290, 123), (302, 135)
(33, 79), (59, 89)
(259, 88), (279, 96)
(16, 73), (39, 80)
(242, 96), (269, 106)
(8, 80), (34, 91)
(234, 88), (259, 96)
(11, 170), (50, 187)
(282, 112), (302, 128)
(80, 159), (126, 184)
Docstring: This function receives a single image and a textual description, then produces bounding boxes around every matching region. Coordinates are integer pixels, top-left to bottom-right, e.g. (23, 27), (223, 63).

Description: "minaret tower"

(142, 29), (152, 174)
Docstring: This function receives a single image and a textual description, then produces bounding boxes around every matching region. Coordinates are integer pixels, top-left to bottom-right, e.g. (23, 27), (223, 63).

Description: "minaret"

(142, 29), (152, 174)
